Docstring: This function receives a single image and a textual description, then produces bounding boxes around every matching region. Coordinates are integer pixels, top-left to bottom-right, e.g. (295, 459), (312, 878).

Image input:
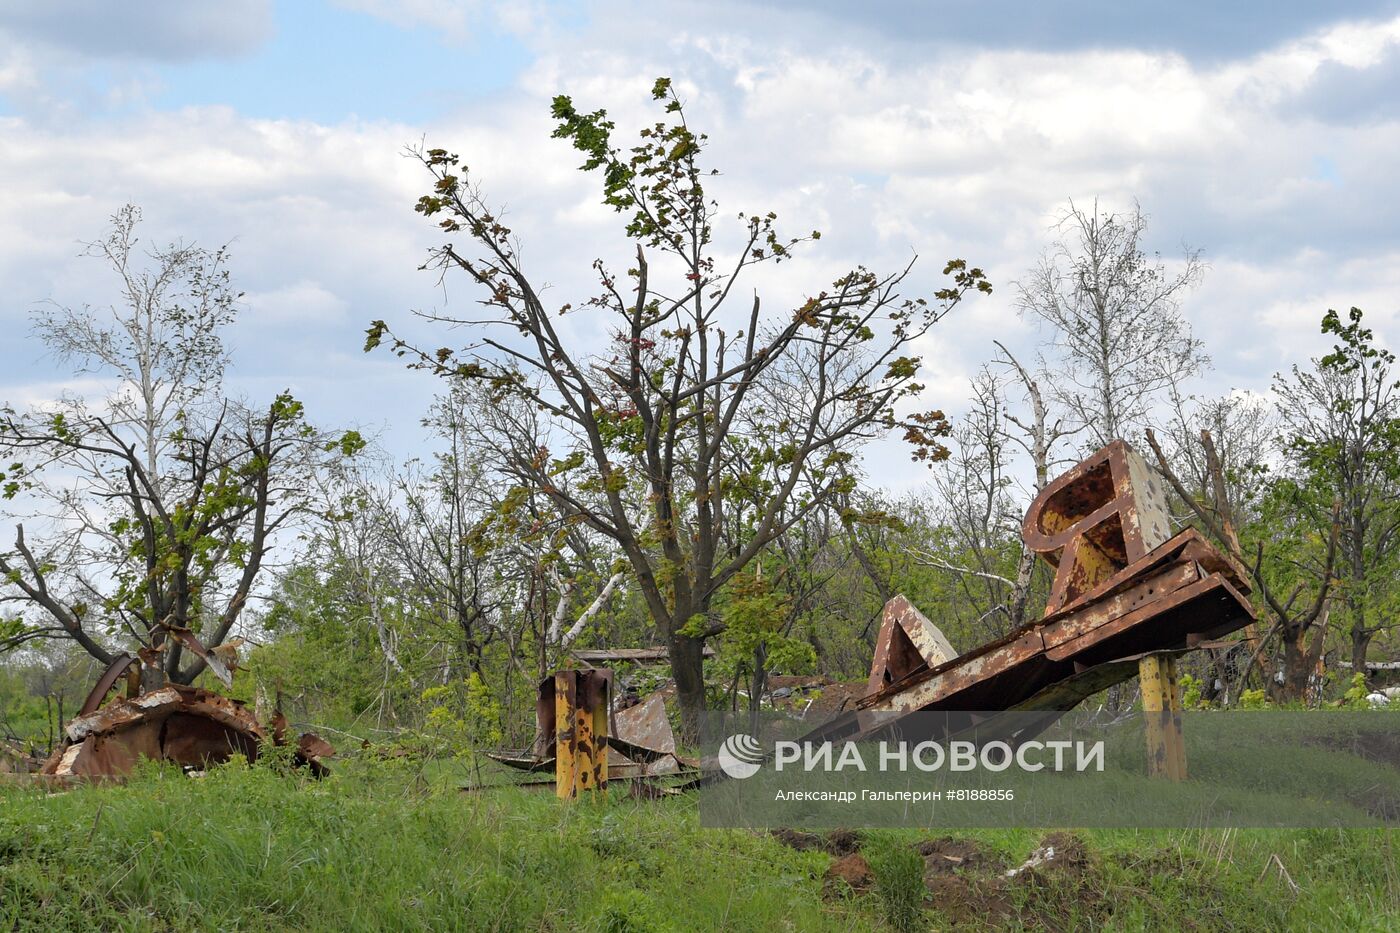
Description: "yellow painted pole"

(554, 670), (609, 800)
(1140, 653), (1187, 781)
(555, 671), (578, 800)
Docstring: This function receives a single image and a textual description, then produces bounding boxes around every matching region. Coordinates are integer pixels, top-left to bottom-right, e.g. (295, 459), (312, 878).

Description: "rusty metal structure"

(38, 652), (333, 782)
(806, 439), (1255, 757)
(494, 440), (1253, 790)
(489, 668), (696, 790)
(550, 668), (610, 799)
(867, 596), (958, 696)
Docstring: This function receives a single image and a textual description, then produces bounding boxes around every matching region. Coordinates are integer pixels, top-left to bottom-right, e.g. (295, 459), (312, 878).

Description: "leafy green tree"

(1274, 307), (1400, 680)
(712, 569), (815, 724)
(366, 78), (988, 736)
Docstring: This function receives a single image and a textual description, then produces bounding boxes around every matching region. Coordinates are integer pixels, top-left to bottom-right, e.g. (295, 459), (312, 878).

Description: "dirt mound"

(916, 836), (1001, 875)
(770, 827), (861, 856)
(825, 829), (861, 856)
(822, 853), (874, 898)
(924, 873), (1014, 921)
(783, 828), (1119, 929)
(1029, 831), (1091, 876)
(764, 677), (868, 717)
(770, 828), (823, 851)
(918, 833), (1104, 930)
(807, 682), (867, 716)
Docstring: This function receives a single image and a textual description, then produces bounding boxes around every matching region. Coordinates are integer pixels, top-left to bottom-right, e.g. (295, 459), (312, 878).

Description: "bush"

(1239, 688), (1268, 710)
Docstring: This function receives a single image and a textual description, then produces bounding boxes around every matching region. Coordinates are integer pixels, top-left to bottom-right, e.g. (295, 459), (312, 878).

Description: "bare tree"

(1018, 200), (1207, 446)
(366, 79), (989, 735)
(0, 206), (357, 685)
(917, 369), (1024, 637)
(993, 340), (1077, 624)
(1156, 389), (1279, 695)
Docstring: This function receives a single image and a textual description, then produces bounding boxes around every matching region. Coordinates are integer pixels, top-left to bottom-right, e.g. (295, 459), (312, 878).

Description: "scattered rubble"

(786, 828), (1111, 927)
(1, 740), (37, 774)
(1004, 832), (1088, 879)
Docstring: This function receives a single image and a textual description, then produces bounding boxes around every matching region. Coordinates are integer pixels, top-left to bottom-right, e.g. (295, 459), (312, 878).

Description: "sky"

(2, 0), (1399, 491)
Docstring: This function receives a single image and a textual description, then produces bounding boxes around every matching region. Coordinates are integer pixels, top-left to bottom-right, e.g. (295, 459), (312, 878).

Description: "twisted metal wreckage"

(25, 439), (1252, 790)
(35, 630), (333, 783)
(501, 439), (1258, 795)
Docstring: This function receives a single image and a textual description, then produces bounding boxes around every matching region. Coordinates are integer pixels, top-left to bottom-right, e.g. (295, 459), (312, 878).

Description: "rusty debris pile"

(36, 651), (333, 783)
(497, 440), (1260, 796)
(807, 439), (1256, 752)
(487, 668), (698, 795)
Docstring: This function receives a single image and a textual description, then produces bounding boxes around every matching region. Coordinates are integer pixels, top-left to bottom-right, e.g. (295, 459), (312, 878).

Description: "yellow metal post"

(1140, 653), (1186, 781)
(554, 669), (609, 800)
(554, 671), (576, 800)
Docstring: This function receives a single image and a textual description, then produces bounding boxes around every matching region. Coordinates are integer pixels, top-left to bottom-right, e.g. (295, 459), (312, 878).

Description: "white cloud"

(244, 281), (350, 325)
(1, 3), (1398, 494)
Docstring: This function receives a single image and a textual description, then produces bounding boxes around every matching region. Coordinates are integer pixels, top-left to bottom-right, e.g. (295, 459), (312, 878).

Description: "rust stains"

(39, 662), (333, 782)
(799, 440), (1257, 748)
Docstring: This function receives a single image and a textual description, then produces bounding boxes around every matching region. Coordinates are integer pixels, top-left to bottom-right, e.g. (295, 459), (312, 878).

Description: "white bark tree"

(1017, 200), (1207, 446)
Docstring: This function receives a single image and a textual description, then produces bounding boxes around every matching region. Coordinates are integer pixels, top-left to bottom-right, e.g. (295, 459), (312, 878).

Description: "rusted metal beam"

(570, 647), (715, 663)
(77, 654), (141, 717)
(1140, 653), (1187, 781)
(798, 441), (1257, 750)
(866, 594), (958, 695)
(1023, 439), (1174, 615)
(490, 675), (698, 785)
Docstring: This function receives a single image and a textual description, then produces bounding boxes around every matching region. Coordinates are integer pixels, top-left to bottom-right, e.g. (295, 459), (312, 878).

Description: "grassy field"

(1, 755), (1397, 931)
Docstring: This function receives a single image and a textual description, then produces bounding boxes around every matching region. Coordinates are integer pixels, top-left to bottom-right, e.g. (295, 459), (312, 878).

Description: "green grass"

(1, 757), (1396, 931)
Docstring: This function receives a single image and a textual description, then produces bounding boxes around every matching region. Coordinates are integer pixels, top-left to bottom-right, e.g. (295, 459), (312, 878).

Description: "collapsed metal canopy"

(488, 670), (696, 783)
(39, 654), (333, 781)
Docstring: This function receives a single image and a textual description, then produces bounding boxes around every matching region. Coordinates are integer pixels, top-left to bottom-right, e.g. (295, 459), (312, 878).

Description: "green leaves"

(1320, 306), (1395, 374)
(900, 409), (953, 467)
(0, 615), (34, 653)
(329, 431), (367, 457)
(270, 392), (305, 424)
(935, 259), (993, 301)
(364, 320), (388, 352)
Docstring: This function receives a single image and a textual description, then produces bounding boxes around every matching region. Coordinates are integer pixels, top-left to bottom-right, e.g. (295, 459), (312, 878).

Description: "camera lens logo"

(717, 733), (764, 779)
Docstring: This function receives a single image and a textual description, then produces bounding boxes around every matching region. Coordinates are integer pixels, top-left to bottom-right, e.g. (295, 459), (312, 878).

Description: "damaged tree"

(1145, 429), (1339, 700)
(1273, 308), (1400, 683)
(0, 206), (363, 684)
(1017, 200), (1206, 446)
(366, 78), (989, 738)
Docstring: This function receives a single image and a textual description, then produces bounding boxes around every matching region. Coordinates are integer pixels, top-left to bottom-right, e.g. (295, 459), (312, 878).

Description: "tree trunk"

(1273, 619), (1328, 702)
(1350, 625), (1373, 689)
(1348, 579), (1371, 687)
(1274, 631), (1308, 701)
(669, 631), (708, 743)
